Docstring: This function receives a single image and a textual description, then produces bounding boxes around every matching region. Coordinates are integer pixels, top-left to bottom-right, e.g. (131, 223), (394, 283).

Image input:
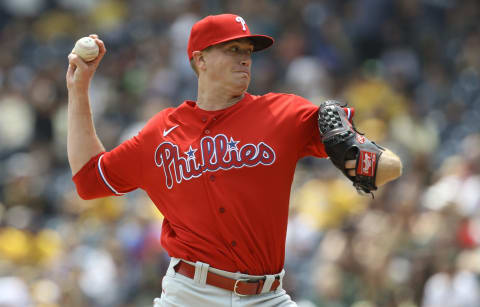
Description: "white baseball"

(72, 37), (99, 62)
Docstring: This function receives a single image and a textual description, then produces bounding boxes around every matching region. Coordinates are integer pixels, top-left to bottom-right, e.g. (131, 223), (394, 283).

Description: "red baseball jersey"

(73, 92), (326, 275)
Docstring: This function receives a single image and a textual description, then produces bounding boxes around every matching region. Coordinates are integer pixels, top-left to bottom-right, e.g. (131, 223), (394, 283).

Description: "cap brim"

(206, 34), (274, 53)
(249, 35), (274, 52)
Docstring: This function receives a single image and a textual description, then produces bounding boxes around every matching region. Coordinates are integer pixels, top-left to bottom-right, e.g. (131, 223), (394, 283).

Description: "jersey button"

(231, 240), (237, 247)
(209, 175), (215, 182)
(219, 207), (225, 213)
(204, 129), (210, 134)
(201, 117), (207, 122)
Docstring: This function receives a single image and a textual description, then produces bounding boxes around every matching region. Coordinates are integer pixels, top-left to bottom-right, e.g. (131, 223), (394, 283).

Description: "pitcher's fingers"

(68, 53), (88, 70)
(66, 63), (76, 79)
(91, 39), (106, 65)
(345, 160), (356, 169)
(88, 34), (105, 54)
(348, 169), (355, 177)
(96, 39), (106, 58)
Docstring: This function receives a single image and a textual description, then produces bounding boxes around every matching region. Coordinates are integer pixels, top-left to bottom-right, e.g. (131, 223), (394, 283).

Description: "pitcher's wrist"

(67, 87), (90, 99)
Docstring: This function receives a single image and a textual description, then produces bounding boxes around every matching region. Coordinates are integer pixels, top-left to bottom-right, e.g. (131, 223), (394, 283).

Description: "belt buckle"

(233, 278), (251, 297)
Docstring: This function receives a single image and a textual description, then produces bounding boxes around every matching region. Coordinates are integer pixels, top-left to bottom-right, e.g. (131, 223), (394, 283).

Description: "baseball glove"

(318, 100), (384, 195)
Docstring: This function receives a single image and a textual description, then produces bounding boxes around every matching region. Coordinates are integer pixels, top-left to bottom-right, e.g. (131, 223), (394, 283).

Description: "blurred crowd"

(0, 0), (479, 306)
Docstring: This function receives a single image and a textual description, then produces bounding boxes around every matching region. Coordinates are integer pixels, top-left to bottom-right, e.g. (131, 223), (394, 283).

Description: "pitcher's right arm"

(66, 34), (106, 175)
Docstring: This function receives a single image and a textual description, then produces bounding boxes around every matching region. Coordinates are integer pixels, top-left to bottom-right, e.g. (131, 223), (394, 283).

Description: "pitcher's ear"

(192, 51), (205, 66)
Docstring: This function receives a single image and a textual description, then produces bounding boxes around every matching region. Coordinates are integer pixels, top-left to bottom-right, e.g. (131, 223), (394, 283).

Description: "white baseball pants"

(154, 257), (297, 307)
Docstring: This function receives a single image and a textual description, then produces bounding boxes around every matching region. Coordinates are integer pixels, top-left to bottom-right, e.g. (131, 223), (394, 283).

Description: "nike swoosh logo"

(163, 125), (179, 137)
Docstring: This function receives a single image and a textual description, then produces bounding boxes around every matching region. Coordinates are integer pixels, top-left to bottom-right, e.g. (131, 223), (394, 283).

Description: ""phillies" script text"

(154, 134), (276, 189)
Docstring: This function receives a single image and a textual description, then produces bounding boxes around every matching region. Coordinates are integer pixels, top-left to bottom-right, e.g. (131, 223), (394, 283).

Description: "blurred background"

(0, 0), (479, 306)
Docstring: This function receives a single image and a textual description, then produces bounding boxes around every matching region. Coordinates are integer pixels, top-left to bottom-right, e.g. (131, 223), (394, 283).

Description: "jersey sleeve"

(72, 132), (144, 200)
(292, 95), (327, 159)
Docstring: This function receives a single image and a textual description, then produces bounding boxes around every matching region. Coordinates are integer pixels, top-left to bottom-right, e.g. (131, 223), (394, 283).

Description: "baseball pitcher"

(66, 14), (402, 307)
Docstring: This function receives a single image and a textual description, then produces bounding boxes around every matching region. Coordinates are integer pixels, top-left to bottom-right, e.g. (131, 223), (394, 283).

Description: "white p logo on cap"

(235, 16), (247, 31)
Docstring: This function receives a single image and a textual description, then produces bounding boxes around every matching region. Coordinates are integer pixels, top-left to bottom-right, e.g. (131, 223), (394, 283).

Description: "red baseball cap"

(187, 14), (274, 60)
